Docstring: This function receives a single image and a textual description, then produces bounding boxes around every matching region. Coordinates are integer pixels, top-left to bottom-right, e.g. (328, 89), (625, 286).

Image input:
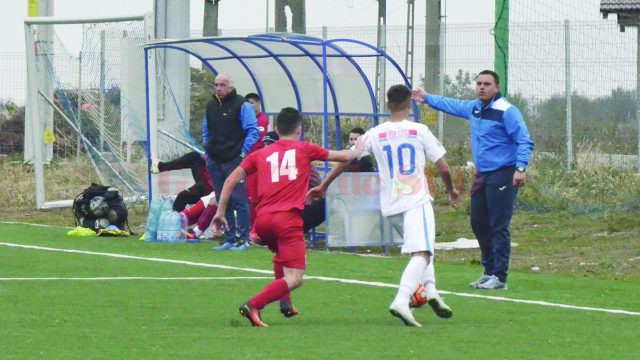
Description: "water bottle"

(178, 212), (189, 243)
(160, 197), (174, 214)
(144, 200), (163, 242)
(168, 211), (187, 243)
(156, 210), (172, 242)
(157, 211), (187, 243)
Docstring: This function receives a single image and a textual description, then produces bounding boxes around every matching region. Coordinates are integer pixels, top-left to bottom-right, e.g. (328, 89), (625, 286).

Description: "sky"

(4, 0), (628, 103)
(3, 0), (495, 53)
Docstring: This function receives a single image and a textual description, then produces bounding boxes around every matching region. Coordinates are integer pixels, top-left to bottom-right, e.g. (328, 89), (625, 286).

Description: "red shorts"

(254, 210), (306, 269)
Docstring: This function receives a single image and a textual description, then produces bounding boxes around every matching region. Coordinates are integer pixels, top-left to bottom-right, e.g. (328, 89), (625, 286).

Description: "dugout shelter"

(143, 33), (417, 248)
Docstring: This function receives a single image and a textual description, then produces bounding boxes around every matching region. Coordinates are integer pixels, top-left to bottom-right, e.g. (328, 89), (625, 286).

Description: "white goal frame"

(24, 13), (154, 210)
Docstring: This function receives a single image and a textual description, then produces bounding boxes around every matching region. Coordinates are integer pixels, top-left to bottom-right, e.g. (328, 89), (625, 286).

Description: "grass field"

(1, 223), (638, 359)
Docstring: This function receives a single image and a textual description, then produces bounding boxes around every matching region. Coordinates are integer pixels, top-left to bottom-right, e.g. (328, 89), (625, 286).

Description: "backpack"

(72, 183), (129, 232)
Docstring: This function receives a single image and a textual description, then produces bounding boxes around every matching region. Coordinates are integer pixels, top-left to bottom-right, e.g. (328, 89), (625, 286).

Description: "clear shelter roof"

(144, 33), (414, 117)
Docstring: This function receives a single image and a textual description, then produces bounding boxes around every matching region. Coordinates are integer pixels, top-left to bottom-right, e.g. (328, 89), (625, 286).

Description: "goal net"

(25, 15), (151, 209)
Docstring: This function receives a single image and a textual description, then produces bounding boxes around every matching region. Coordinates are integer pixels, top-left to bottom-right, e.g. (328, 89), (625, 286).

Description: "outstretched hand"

(449, 189), (460, 207)
(212, 213), (228, 233)
(306, 186), (326, 205)
(411, 88), (427, 102)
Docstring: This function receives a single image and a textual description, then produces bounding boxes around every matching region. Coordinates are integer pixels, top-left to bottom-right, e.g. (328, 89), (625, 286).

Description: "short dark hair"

(476, 70), (499, 85)
(276, 107), (302, 136)
(386, 84), (412, 112)
(349, 127), (365, 136)
(245, 93), (261, 102)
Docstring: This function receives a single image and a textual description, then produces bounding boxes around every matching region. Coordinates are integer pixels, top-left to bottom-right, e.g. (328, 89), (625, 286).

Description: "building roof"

(601, 0), (640, 12)
(601, 0), (640, 29)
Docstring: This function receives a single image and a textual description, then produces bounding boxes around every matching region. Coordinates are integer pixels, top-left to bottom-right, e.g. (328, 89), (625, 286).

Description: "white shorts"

(386, 201), (435, 255)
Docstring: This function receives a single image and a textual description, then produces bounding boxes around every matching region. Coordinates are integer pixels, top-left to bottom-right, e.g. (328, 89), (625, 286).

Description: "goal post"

(24, 13), (153, 209)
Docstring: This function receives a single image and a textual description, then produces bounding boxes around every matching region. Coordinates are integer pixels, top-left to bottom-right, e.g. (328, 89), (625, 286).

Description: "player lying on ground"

(212, 107), (363, 327)
(151, 151), (214, 212)
(179, 192), (221, 240)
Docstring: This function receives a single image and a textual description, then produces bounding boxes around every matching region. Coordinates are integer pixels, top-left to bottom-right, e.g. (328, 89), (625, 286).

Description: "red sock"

(197, 204), (218, 230)
(181, 200), (204, 225)
(274, 263), (291, 302)
(249, 278), (289, 310)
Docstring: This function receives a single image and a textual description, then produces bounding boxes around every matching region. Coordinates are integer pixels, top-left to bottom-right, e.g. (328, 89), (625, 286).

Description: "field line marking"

(0, 221), (73, 229)
(2, 242), (639, 317)
(0, 242), (272, 274)
(0, 276), (271, 281)
(440, 292), (640, 315)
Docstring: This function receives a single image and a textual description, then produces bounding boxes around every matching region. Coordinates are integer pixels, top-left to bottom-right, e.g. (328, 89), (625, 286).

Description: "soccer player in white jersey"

(307, 84), (458, 327)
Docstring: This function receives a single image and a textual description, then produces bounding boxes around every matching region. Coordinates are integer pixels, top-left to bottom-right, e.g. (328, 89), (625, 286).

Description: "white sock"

(193, 226), (202, 237)
(421, 260), (439, 299)
(393, 255), (427, 306)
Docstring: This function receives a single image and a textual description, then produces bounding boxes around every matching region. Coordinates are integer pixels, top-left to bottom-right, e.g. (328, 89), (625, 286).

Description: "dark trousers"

(470, 166), (518, 283)
(159, 151), (213, 212)
(206, 154), (249, 244)
(302, 198), (325, 233)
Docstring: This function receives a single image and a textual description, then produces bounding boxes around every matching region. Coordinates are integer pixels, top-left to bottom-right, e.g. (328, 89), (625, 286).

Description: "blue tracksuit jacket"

(424, 92), (534, 172)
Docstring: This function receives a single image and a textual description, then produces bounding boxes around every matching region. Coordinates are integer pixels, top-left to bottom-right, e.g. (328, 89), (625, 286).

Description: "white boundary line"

(1, 242), (639, 317)
(0, 221), (73, 229)
(0, 276), (271, 281)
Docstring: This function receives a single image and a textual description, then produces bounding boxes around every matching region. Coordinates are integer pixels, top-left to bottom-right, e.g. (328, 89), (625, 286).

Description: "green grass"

(1, 224), (639, 359)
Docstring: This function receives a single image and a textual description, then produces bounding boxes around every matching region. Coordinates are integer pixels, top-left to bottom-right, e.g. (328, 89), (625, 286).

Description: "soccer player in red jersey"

(244, 92), (269, 243)
(212, 107), (363, 327)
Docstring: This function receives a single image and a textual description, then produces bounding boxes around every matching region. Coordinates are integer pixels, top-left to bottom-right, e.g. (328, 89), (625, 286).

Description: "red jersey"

(249, 112), (270, 153)
(241, 139), (329, 216)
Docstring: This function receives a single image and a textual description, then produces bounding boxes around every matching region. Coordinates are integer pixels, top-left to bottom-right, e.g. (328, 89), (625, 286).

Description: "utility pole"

(404, 0), (415, 85)
(202, 0), (219, 71)
(203, 0), (220, 37)
(424, 0), (442, 138)
(275, 0), (306, 33)
(375, 0), (387, 113)
(424, 0), (440, 93)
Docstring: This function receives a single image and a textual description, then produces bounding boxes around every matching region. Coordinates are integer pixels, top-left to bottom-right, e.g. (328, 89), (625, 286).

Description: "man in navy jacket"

(203, 73), (259, 251)
(412, 70), (534, 290)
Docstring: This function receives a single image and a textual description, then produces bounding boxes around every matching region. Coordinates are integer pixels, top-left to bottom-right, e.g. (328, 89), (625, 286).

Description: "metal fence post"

(637, 27), (640, 173)
(565, 19), (573, 170)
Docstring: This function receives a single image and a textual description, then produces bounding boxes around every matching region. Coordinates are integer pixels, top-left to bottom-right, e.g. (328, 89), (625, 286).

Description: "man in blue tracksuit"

(412, 70), (534, 290)
(203, 73), (259, 251)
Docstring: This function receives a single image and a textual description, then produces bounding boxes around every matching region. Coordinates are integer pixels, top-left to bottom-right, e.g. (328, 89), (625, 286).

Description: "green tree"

(189, 67), (215, 142)
(419, 69), (476, 99)
(443, 69), (476, 99)
(532, 87), (638, 154)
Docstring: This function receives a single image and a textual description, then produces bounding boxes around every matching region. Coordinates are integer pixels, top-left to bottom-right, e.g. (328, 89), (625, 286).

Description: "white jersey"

(361, 119), (446, 216)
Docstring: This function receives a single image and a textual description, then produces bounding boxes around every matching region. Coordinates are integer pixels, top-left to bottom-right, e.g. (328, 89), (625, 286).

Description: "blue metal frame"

(321, 42), (330, 175)
(144, 48), (153, 203)
(144, 35), (414, 122)
(284, 42), (340, 120)
(243, 39), (302, 111)
(328, 38), (420, 119)
(201, 40), (265, 106)
(323, 41), (380, 124)
(323, 42), (378, 149)
(143, 34), (418, 248)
